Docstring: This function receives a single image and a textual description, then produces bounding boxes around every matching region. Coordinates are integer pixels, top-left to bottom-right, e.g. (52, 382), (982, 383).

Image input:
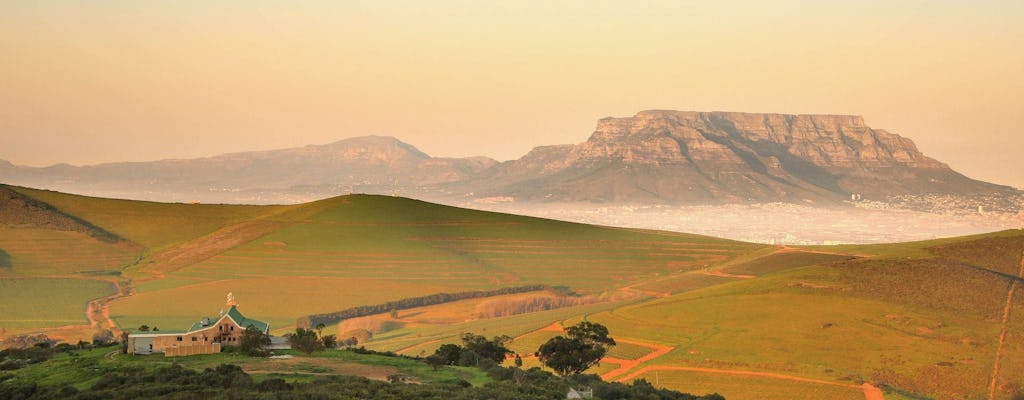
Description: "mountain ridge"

(0, 111), (1017, 205)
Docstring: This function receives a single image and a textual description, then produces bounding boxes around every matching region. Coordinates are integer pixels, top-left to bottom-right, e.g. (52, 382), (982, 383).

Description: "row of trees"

(299, 285), (547, 328)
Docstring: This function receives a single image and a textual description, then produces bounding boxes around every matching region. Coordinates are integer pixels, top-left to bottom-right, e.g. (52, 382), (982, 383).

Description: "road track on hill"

(599, 339), (673, 381)
(987, 248), (1024, 400)
(615, 366), (882, 400)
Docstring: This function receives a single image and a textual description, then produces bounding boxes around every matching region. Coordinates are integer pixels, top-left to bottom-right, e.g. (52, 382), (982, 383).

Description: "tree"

(287, 328), (323, 354)
(425, 354), (445, 370)
(460, 333), (511, 364)
(315, 323), (326, 339)
(566, 321), (615, 346)
(138, 325), (150, 332)
(92, 329), (115, 346)
(240, 325), (271, 357)
(434, 343), (463, 365)
(537, 321), (615, 376)
(321, 334), (337, 349)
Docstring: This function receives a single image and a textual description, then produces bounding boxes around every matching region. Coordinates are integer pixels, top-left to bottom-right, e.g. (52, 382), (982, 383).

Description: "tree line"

(297, 285), (547, 328)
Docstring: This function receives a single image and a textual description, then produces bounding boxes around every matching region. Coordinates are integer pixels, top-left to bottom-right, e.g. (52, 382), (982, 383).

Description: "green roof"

(225, 306), (270, 333)
(186, 305), (269, 333)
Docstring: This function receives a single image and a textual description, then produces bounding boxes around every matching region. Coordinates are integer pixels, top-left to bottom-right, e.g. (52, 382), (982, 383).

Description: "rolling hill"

(1, 184), (1022, 399)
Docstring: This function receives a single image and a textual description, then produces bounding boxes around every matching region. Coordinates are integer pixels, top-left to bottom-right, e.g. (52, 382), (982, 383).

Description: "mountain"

(0, 136), (496, 203)
(0, 111), (1017, 206)
(460, 110), (1015, 204)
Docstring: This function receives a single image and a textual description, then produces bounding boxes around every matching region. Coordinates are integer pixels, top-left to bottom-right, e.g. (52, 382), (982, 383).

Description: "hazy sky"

(2, 1), (1022, 188)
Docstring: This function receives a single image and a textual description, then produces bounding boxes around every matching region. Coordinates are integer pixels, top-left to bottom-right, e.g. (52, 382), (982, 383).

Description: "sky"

(2, 1), (1022, 188)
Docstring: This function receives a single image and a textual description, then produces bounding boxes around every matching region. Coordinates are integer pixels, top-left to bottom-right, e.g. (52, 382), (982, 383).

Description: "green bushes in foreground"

(0, 361), (725, 400)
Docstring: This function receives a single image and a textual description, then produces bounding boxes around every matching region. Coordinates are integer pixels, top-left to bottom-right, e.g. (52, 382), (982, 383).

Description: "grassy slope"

(110, 195), (760, 333)
(0, 278), (115, 329)
(5, 185), (1024, 399)
(585, 230), (1024, 399)
(7, 186), (282, 251)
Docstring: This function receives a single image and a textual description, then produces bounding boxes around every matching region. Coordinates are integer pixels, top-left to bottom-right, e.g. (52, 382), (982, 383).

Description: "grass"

(0, 277), (115, 328)
(720, 251), (856, 276)
(631, 272), (737, 295)
(584, 248), (1021, 399)
(0, 228), (138, 276)
(109, 195), (760, 336)
(9, 186), (284, 251)
(625, 369), (865, 400)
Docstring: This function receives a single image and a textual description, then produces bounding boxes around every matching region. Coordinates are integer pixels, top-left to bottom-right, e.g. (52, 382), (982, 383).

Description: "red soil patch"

(600, 339), (674, 381)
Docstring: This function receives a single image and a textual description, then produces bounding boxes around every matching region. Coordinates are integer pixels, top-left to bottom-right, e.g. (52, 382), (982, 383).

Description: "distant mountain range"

(1, 110), (1018, 206)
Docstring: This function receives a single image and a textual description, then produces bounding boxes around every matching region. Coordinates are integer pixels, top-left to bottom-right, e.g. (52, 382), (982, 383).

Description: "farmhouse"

(127, 293), (269, 356)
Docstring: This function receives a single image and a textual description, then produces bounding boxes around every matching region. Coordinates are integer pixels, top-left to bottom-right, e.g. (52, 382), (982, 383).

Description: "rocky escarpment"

(464, 110), (1013, 204)
(0, 111), (1015, 206)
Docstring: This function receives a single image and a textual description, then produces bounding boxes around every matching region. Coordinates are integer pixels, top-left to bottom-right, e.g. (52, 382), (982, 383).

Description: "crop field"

(108, 195), (760, 336)
(0, 277), (115, 328)
(630, 271), (737, 295)
(364, 300), (634, 355)
(623, 369), (866, 400)
(0, 229), (138, 276)
(161, 196), (761, 292)
(109, 276), (459, 334)
(720, 250), (856, 276)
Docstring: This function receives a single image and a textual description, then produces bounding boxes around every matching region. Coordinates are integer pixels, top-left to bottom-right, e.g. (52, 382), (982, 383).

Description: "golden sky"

(2, 1), (1022, 188)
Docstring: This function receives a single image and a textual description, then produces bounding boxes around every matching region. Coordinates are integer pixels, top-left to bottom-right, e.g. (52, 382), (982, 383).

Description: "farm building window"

(176, 336), (182, 341)
(230, 326), (234, 331)
(219, 326), (223, 332)
(191, 337), (197, 341)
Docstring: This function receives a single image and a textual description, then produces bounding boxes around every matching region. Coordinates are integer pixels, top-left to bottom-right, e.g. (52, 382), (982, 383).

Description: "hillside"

(1, 185), (1022, 399)
(0, 184), (759, 338)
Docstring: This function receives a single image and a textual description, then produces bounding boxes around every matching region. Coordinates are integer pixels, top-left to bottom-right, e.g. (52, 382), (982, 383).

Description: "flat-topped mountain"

(462, 110), (1013, 204)
(0, 111), (1017, 205)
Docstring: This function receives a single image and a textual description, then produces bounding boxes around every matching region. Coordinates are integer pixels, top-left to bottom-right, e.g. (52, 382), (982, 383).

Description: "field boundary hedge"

(297, 285), (547, 328)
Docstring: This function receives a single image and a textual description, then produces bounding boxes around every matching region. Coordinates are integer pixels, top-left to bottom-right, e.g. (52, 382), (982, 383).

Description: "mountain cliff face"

(0, 111), (1015, 205)
(463, 111), (1011, 204)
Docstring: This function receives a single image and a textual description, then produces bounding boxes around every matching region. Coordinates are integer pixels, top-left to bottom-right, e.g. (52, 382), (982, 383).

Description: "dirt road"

(987, 248), (1024, 400)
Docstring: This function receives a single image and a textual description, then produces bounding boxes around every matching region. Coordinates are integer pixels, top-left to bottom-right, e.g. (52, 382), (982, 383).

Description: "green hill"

(1, 184), (1022, 399)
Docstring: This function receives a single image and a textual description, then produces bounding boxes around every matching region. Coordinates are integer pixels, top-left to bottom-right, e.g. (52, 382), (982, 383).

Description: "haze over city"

(2, 1), (1022, 189)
